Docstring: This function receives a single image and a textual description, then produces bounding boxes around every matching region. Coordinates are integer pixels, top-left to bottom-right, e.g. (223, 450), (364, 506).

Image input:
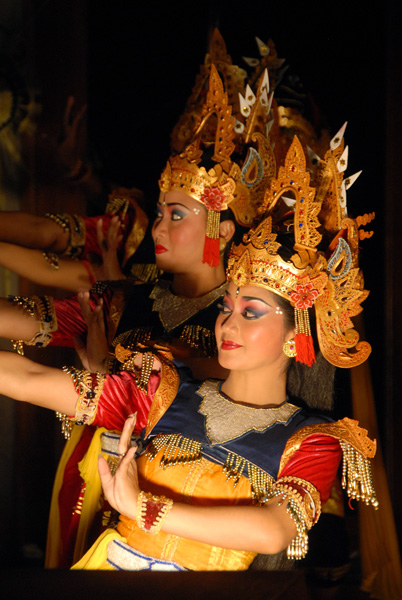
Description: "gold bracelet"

(136, 490), (173, 534)
(43, 251), (60, 270)
(262, 476), (320, 560)
(8, 295), (57, 348)
(59, 367), (105, 440)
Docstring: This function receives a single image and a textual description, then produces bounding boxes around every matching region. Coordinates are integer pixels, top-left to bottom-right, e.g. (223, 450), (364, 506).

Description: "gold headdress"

(170, 28), (248, 154)
(227, 127), (374, 368)
(159, 63), (276, 267)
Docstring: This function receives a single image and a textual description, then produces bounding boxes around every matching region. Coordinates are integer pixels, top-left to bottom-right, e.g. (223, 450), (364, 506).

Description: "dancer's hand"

(98, 414), (139, 520)
(74, 291), (109, 372)
(95, 216), (125, 281)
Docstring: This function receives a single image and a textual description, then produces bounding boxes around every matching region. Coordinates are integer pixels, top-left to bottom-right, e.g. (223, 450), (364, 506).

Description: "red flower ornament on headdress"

(201, 187), (225, 211)
(290, 282), (320, 310)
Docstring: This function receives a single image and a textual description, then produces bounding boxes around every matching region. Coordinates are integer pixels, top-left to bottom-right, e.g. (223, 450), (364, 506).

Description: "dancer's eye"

(171, 209), (186, 221)
(241, 307), (265, 320)
(154, 206), (163, 220)
(217, 302), (232, 315)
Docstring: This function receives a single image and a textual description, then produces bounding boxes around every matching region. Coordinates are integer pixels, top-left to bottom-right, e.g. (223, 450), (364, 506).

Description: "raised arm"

(0, 297), (41, 342)
(0, 242), (95, 292)
(0, 350), (77, 414)
(0, 212), (69, 251)
(0, 350), (158, 432)
(0, 293), (85, 347)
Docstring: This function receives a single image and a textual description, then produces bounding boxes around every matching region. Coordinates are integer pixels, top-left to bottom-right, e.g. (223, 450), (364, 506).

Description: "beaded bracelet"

(262, 476), (320, 560)
(43, 251), (60, 270)
(136, 491), (173, 535)
(45, 213), (85, 258)
(57, 367), (106, 439)
(8, 295), (57, 349)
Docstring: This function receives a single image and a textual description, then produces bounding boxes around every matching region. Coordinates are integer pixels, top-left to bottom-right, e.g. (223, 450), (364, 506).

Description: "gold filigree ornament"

(170, 28), (248, 154)
(227, 126), (374, 368)
(159, 63), (276, 267)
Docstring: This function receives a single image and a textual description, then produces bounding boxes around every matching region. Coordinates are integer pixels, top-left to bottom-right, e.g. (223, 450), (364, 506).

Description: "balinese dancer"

(0, 132), (378, 570)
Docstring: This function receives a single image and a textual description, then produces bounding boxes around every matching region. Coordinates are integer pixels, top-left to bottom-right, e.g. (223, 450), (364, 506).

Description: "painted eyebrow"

(156, 202), (191, 209)
(242, 296), (270, 306)
(225, 290), (270, 306)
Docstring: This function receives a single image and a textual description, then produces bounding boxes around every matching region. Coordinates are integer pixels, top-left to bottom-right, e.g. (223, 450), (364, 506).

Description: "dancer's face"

(215, 281), (294, 374)
(152, 191), (207, 273)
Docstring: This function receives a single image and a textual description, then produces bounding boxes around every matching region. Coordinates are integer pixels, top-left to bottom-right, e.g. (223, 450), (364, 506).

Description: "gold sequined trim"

(106, 328), (153, 373)
(262, 476), (320, 560)
(340, 439), (378, 508)
(150, 279), (227, 332)
(179, 324), (217, 357)
(145, 434), (202, 469)
(113, 344), (154, 391)
(129, 263), (162, 283)
(198, 379), (300, 444)
(145, 433), (275, 498)
(248, 463), (275, 502)
(144, 356), (179, 438)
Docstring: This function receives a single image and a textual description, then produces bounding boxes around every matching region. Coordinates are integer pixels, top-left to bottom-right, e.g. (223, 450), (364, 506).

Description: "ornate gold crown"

(170, 28), (248, 154)
(159, 63), (276, 266)
(227, 131), (374, 369)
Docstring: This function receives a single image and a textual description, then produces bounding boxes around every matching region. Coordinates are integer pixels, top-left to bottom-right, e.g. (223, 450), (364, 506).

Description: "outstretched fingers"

(118, 413), (137, 458)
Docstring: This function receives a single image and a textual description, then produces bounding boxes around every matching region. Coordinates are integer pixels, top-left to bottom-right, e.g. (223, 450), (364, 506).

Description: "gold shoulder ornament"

(279, 416), (378, 508)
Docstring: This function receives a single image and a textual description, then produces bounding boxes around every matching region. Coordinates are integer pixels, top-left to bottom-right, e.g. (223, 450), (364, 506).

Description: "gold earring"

(219, 237), (226, 253)
(283, 339), (297, 358)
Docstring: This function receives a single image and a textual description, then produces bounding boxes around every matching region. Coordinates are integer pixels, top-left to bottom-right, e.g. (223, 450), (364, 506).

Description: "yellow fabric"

(71, 529), (121, 570)
(116, 450), (257, 571)
(73, 426), (108, 564)
(45, 424), (85, 568)
(73, 448), (257, 571)
(351, 358), (402, 600)
(45, 425), (109, 567)
(122, 195), (149, 266)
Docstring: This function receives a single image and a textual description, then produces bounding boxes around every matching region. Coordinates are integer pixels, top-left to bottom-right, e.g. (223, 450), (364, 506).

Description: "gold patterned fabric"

(150, 280), (227, 332)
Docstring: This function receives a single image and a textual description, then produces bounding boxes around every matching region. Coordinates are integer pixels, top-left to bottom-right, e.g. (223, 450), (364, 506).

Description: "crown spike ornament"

(159, 63), (277, 267)
(227, 129), (374, 369)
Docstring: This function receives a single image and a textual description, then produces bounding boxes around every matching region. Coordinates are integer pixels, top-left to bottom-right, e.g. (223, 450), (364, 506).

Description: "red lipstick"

(155, 244), (167, 254)
(221, 340), (242, 350)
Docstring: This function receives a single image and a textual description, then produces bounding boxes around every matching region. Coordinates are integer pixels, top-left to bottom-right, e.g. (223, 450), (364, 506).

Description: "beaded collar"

(150, 280), (227, 332)
(198, 379), (300, 444)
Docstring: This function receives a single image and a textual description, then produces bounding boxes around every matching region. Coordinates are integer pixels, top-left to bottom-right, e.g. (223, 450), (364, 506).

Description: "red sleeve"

(277, 433), (342, 505)
(50, 291), (111, 347)
(50, 296), (88, 346)
(93, 371), (160, 433)
(82, 214), (125, 259)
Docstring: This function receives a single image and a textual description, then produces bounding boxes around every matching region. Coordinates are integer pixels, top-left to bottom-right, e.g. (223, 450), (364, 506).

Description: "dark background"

(0, 0), (400, 584)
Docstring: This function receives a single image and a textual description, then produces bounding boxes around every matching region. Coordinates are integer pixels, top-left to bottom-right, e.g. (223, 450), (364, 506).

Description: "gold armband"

(262, 476), (321, 560)
(57, 367), (106, 439)
(8, 295), (57, 353)
(45, 212), (85, 258)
